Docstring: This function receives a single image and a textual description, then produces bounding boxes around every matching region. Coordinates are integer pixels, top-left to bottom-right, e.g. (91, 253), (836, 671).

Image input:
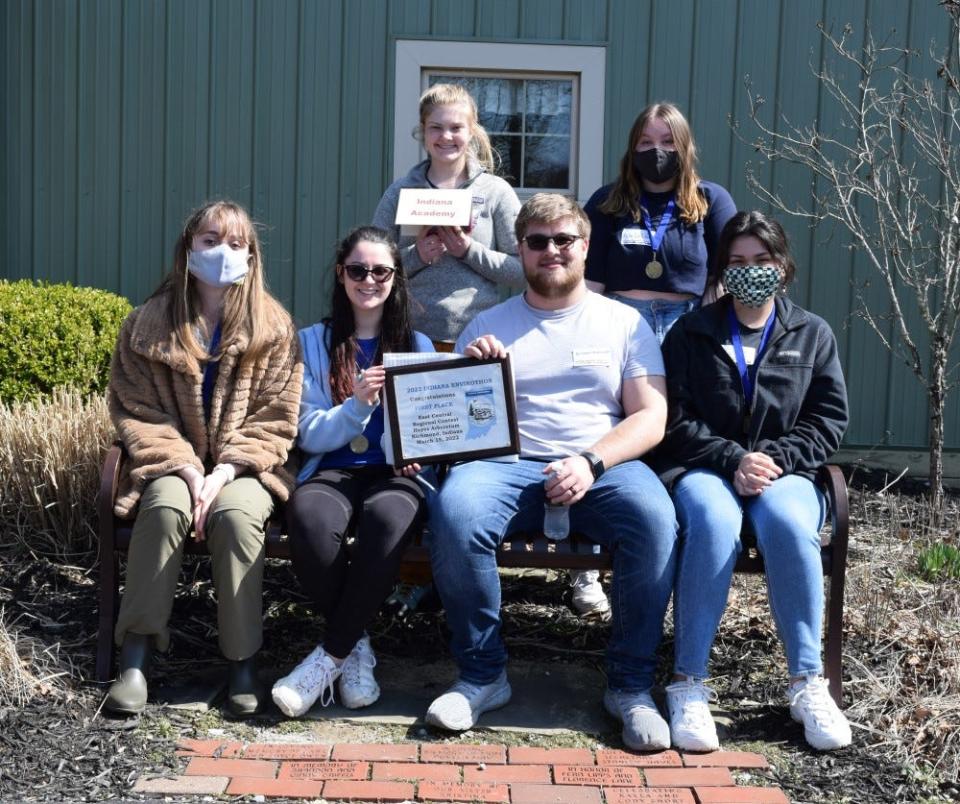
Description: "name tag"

(619, 227), (651, 246)
(572, 348), (612, 367)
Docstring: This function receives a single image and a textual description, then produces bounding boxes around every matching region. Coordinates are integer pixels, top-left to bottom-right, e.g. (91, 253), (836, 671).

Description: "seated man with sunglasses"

(425, 193), (678, 750)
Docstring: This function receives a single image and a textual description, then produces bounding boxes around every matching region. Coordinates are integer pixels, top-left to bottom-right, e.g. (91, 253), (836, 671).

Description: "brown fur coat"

(108, 291), (303, 518)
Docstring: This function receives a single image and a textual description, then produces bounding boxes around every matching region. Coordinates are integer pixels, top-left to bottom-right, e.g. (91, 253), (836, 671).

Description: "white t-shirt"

(456, 290), (665, 459)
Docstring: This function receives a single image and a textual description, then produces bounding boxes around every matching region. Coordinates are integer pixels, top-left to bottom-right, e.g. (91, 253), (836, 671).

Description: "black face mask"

(632, 148), (680, 184)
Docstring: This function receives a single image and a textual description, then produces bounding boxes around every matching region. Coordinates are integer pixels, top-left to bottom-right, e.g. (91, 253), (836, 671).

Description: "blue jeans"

(609, 295), (698, 344)
(429, 458), (678, 691)
(672, 470), (827, 679)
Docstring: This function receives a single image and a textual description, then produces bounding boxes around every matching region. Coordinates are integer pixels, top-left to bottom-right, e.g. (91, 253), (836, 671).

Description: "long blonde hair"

(598, 102), (708, 226)
(418, 83), (496, 173)
(152, 200), (280, 366)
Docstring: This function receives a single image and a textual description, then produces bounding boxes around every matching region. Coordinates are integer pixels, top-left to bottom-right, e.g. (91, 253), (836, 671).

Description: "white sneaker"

(666, 679), (720, 752)
(424, 671), (511, 731)
(788, 676), (852, 751)
(603, 688), (670, 751)
(271, 646), (341, 717)
(339, 635), (380, 709)
(570, 569), (610, 616)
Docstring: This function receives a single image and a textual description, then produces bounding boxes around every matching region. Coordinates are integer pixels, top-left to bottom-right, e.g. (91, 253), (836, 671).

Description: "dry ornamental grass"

(0, 388), (114, 557)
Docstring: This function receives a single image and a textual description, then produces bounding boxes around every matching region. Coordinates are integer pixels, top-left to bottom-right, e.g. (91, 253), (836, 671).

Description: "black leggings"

(286, 466), (426, 658)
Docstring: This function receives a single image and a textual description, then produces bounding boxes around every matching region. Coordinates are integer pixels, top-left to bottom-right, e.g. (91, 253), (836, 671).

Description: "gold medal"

(349, 434), (369, 454)
(645, 259), (663, 279)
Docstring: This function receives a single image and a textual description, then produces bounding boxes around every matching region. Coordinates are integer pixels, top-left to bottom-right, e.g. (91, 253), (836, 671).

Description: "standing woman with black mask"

(584, 102), (736, 342)
(572, 102), (736, 617)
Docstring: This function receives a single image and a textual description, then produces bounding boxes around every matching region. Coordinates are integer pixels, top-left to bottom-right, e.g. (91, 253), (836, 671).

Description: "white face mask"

(187, 243), (250, 287)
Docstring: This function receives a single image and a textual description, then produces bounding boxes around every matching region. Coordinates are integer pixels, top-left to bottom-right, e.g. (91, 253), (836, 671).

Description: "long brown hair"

(150, 200), (279, 367)
(418, 83), (497, 173)
(598, 102), (708, 226)
(326, 226), (414, 404)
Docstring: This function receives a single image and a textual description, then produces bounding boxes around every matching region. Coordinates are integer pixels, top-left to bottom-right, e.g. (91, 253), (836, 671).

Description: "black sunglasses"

(342, 263), (396, 282)
(521, 233), (583, 251)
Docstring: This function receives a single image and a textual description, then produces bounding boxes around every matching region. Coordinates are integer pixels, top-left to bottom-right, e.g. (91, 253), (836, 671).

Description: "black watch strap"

(580, 451), (605, 480)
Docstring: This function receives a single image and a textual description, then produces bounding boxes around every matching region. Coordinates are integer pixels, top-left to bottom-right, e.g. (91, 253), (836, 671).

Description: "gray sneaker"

(604, 688), (670, 751)
(424, 671), (511, 731)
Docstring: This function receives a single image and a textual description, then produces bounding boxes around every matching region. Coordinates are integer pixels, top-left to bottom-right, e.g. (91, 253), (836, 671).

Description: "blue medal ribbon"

(641, 196), (676, 254)
(727, 303), (776, 407)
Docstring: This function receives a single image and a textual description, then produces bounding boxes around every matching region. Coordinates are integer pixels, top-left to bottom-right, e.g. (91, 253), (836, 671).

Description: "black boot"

(104, 633), (151, 715)
(227, 655), (265, 717)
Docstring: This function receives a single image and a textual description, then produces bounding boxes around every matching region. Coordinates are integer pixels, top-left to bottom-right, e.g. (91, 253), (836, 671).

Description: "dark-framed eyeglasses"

(342, 263), (396, 282)
(521, 233), (583, 251)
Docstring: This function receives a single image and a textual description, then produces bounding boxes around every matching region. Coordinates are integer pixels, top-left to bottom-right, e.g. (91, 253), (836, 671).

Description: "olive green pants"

(114, 475), (274, 660)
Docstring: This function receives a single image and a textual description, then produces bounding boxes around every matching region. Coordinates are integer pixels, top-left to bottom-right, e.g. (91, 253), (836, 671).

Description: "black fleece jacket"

(652, 295), (848, 487)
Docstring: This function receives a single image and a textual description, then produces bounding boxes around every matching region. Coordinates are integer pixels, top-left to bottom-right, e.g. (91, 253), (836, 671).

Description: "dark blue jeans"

(429, 458), (678, 691)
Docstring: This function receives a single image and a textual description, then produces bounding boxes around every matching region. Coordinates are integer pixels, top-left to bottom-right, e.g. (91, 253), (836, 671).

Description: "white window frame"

(393, 40), (605, 203)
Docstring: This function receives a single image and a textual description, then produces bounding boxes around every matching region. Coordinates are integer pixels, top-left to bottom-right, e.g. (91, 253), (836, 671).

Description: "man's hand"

(734, 452), (782, 496)
(463, 334), (506, 360)
(543, 456), (594, 505)
(395, 462), (422, 478)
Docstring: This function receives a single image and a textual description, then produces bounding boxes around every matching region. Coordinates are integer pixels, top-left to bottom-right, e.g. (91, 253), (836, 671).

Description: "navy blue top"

(316, 337), (386, 468)
(201, 323), (222, 421)
(584, 180), (736, 297)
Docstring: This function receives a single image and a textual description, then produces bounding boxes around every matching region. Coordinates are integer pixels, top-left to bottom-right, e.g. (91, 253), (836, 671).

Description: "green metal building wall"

(2, 0), (957, 456)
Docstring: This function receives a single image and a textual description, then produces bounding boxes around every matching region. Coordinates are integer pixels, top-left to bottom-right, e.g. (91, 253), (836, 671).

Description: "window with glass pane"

(427, 73), (575, 192)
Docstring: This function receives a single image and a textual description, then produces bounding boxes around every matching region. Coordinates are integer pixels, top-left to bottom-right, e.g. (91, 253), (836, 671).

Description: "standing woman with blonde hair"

(104, 200), (302, 717)
(373, 83), (525, 344)
(585, 102), (737, 341)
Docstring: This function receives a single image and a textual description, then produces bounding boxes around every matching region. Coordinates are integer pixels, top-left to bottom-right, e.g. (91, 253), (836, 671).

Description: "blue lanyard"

(641, 197), (675, 252)
(727, 304), (776, 406)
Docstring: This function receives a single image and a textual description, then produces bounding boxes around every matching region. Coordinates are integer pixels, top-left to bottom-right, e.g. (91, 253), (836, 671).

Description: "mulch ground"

(4, 470), (960, 802)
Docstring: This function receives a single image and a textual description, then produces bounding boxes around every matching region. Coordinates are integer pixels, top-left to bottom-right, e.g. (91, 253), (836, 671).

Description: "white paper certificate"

(384, 356), (519, 467)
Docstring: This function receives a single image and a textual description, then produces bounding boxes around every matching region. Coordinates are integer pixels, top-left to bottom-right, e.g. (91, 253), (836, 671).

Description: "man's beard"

(524, 261), (584, 298)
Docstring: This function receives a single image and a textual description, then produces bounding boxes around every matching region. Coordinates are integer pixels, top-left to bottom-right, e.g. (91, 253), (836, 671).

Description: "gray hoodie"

(372, 159), (524, 342)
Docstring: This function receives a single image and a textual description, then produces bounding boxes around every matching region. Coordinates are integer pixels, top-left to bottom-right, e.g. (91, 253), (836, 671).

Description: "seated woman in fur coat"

(104, 200), (302, 717)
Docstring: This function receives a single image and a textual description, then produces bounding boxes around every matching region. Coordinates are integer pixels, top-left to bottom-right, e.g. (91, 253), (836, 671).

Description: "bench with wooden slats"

(97, 442), (849, 703)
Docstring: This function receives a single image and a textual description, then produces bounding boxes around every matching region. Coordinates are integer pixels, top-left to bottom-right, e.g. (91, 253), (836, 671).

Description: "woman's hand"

(416, 227), (447, 265)
(395, 462), (422, 478)
(353, 365), (385, 406)
(436, 225), (471, 259)
(178, 466), (204, 507)
(192, 465), (234, 541)
(734, 452), (782, 496)
(463, 334), (506, 359)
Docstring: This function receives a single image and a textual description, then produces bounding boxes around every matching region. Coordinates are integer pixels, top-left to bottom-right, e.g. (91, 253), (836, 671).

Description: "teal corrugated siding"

(1, 0), (956, 452)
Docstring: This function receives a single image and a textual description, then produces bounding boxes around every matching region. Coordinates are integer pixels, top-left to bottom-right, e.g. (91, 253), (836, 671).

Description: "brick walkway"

(130, 738), (792, 802)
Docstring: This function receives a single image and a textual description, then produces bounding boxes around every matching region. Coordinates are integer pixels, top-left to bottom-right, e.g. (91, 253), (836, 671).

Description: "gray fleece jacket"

(372, 159), (525, 341)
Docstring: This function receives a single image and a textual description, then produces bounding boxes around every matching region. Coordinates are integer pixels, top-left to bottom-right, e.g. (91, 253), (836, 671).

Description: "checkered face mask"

(722, 265), (783, 308)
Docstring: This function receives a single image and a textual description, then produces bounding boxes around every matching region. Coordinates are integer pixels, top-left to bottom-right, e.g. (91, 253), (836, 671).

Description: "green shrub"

(917, 542), (960, 582)
(0, 280), (132, 403)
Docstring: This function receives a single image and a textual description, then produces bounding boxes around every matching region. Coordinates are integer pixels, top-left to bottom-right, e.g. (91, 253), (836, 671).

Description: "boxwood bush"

(0, 280), (132, 403)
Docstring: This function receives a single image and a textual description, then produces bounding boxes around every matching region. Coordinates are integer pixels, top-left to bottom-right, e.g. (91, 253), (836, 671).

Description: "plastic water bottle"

(544, 470), (570, 540)
(543, 502), (570, 540)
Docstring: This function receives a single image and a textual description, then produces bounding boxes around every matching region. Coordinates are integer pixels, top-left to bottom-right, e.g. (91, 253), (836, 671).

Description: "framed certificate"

(384, 356), (520, 468)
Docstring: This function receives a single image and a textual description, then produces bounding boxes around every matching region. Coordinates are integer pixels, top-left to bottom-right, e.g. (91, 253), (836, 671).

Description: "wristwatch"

(580, 451), (605, 480)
